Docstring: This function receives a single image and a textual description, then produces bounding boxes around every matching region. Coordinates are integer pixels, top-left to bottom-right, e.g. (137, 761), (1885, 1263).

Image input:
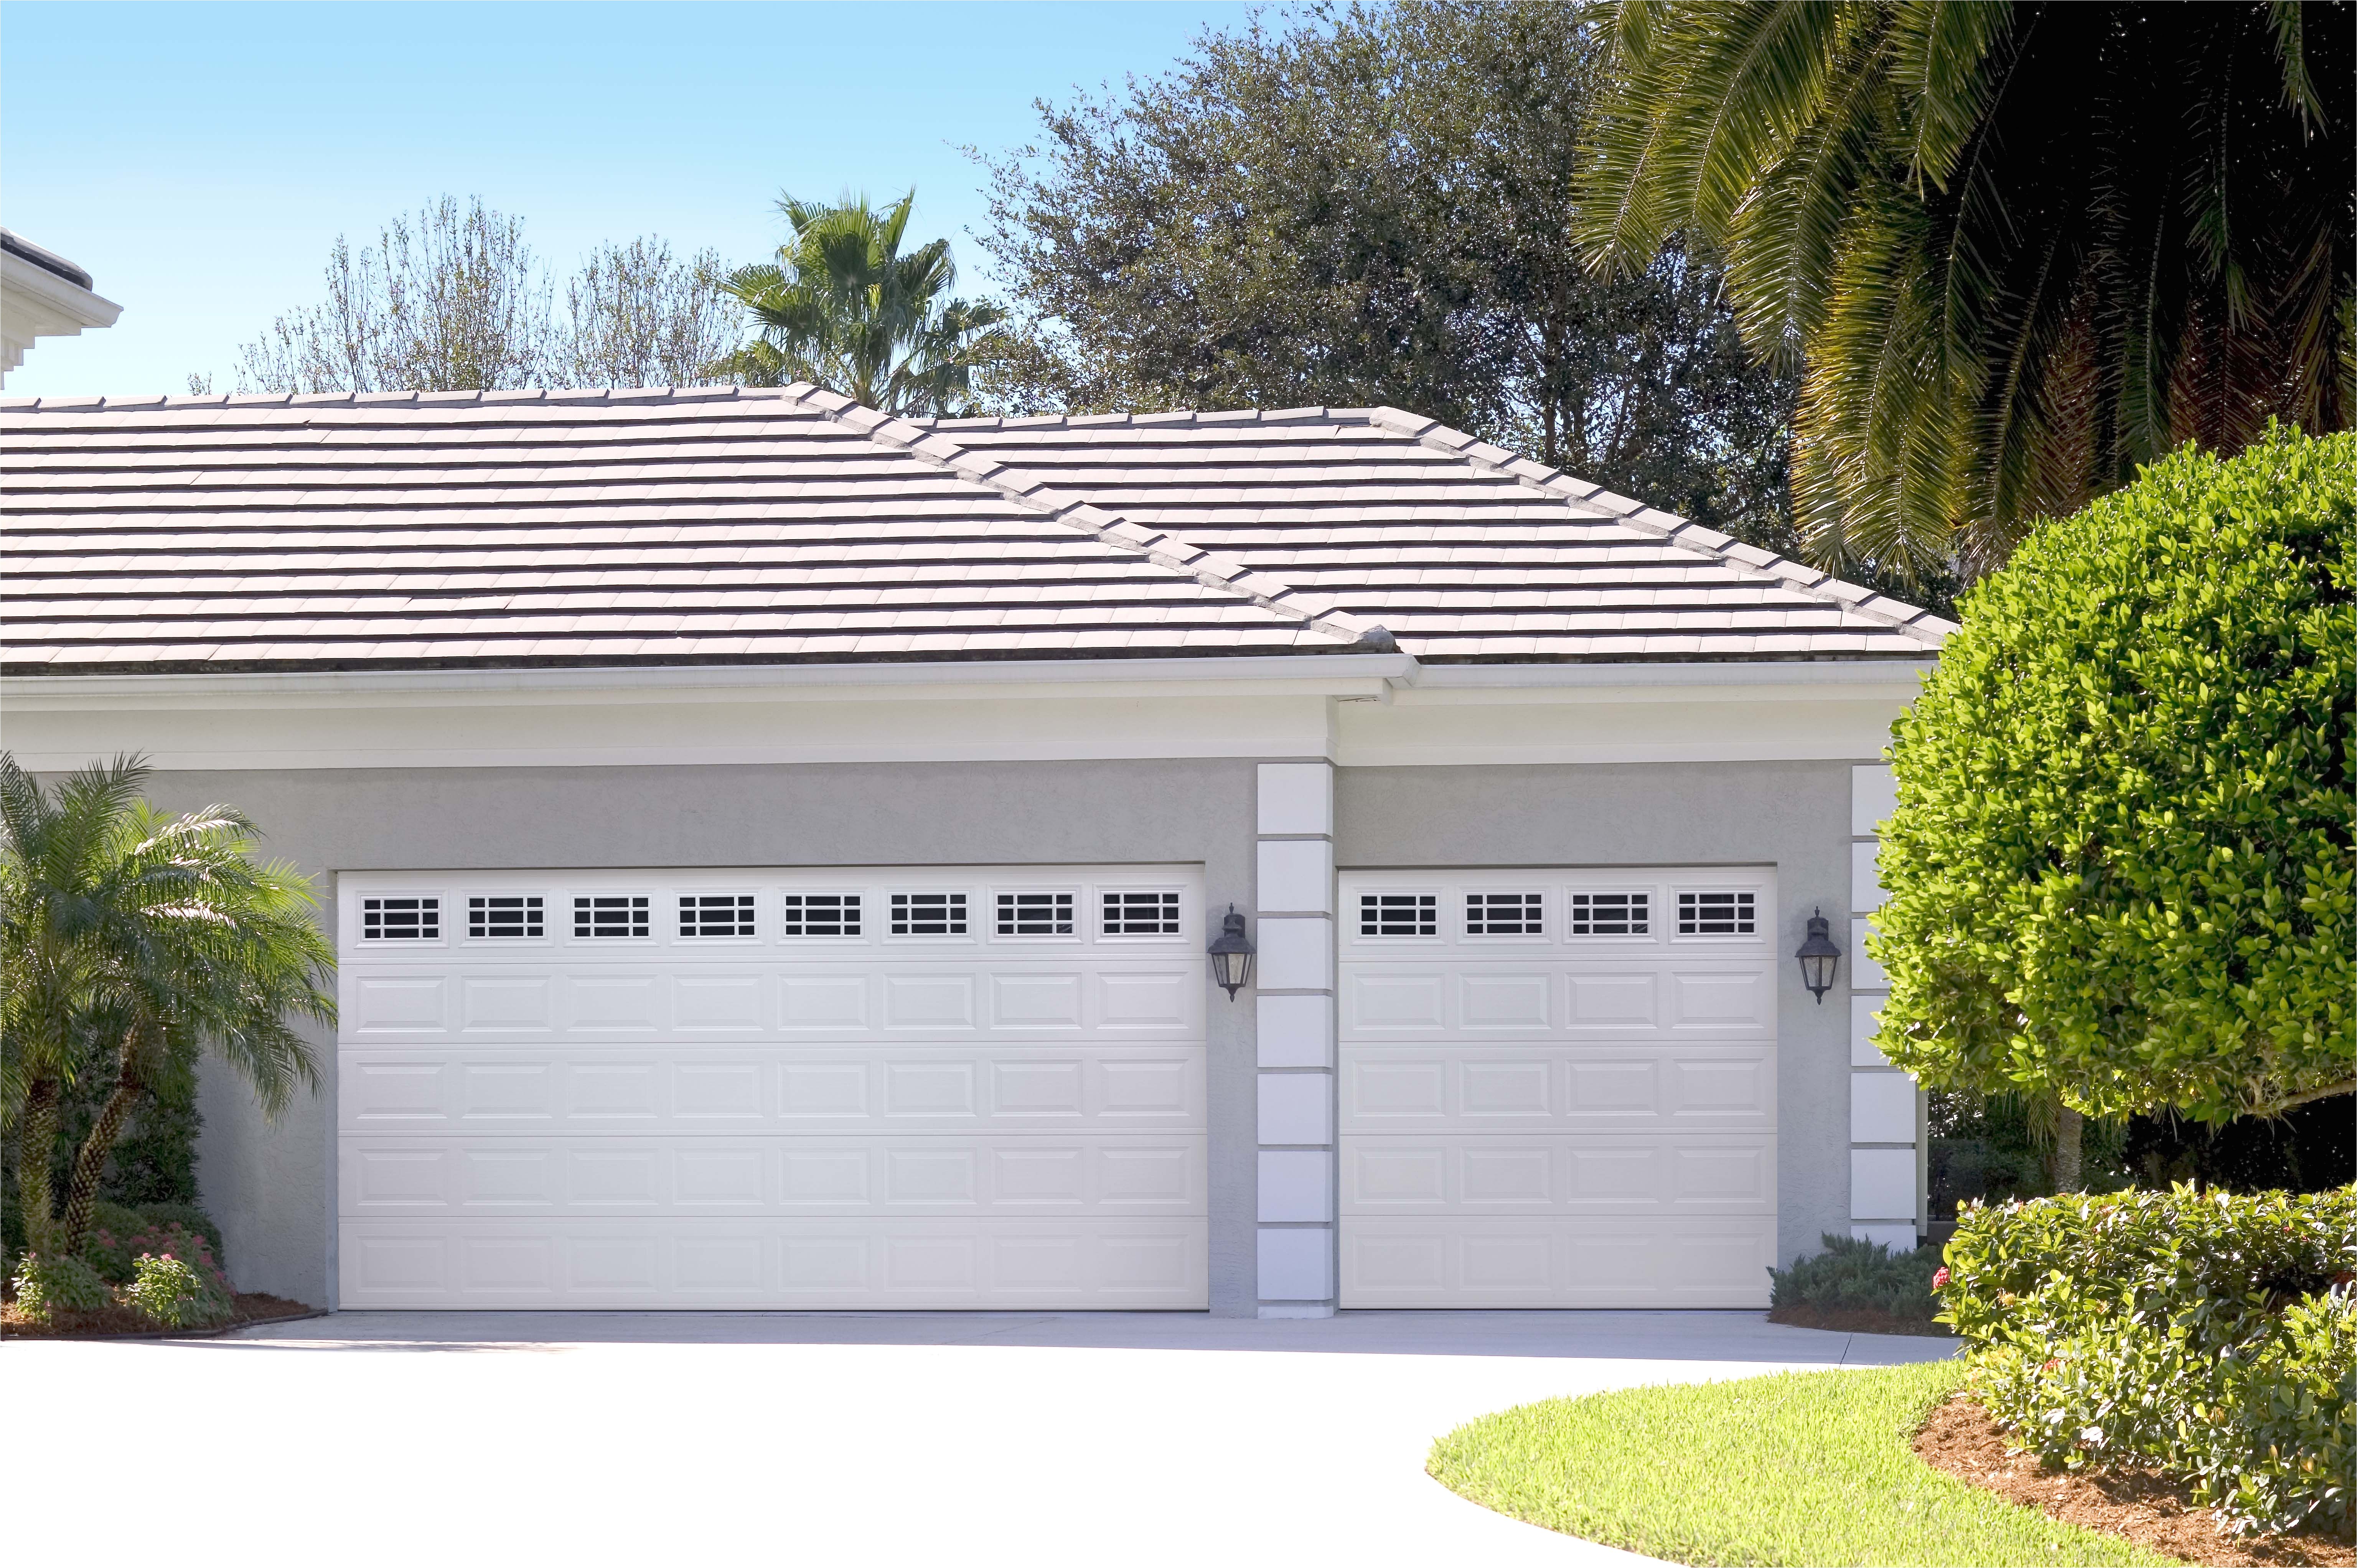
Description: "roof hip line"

(781, 384), (1391, 652)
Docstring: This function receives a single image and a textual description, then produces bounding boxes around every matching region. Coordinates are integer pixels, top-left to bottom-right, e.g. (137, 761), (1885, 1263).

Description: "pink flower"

(1932, 1267), (1950, 1291)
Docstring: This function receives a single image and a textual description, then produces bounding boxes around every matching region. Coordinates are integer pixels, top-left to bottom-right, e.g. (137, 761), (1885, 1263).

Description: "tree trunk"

(2051, 1104), (2085, 1193)
(16, 1075), (63, 1256)
(60, 1029), (145, 1253)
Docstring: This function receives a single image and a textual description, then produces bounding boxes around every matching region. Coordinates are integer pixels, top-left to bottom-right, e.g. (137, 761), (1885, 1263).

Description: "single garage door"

(1338, 868), (1778, 1308)
(337, 866), (1208, 1309)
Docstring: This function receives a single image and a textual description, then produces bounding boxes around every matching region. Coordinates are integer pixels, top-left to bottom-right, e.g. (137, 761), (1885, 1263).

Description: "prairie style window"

(574, 895), (650, 938)
(362, 896), (438, 940)
(890, 892), (967, 936)
(781, 894), (861, 937)
(997, 891), (1075, 936)
(468, 895), (544, 938)
(1570, 892), (1650, 936)
(1676, 890), (1755, 936)
(679, 894), (755, 938)
(1102, 890), (1181, 936)
(1464, 891), (1543, 936)
(1359, 893), (1437, 937)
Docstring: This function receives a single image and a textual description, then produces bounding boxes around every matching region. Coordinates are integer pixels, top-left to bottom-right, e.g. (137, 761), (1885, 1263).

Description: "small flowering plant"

(123, 1249), (235, 1329)
(83, 1222), (230, 1297)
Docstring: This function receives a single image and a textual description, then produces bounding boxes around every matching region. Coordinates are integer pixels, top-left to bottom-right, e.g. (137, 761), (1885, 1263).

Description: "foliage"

(0, 753), (334, 1257)
(972, 0), (1899, 588)
(1577, 0), (2355, 580)
(10, 1252), (108, 1323)
(1769, 1231), (1941, 1320)
(714, 191), (1004, 417)
(2124, 1096), (2357, 1195)
(1929, 1090), (2132, 1214)
(1871, 428), (2355, 1125)
(123, 1249), (234, 1330)
(83, 1219), (226, 1293)
(127, 1202), (223, 1265)
(1940, 1186), (2357, 1535)
(233, 196), (739, 393)
(1427, 1360), (2169, 1566)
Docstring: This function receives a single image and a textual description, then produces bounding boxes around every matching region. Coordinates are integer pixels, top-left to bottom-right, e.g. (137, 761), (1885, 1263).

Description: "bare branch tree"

(557, 238), (740, 389)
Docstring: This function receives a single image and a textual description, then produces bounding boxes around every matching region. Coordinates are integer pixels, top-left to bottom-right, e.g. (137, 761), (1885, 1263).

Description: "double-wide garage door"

(337, 866), (1208, 1309)
(1338, 868), (1779, 1308)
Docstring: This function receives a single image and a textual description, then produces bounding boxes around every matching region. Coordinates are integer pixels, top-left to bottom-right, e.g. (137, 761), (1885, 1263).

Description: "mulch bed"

(2, 1292), (320, 1341)
(1914, 1390), (2356, 1568)
(1768, 1302), (1953, 1336)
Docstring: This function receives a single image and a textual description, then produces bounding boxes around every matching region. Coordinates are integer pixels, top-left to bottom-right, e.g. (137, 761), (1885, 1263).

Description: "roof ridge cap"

(800, 389), (1384, 649)
(1366, 406), (1954, 645)
(0, 384), (821, 413)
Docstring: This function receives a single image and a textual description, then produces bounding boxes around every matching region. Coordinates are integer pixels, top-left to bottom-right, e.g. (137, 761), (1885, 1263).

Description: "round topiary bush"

(1872, 424), (2354, 1125)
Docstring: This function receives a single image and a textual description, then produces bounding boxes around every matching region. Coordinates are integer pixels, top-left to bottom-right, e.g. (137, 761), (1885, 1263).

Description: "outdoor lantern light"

(1795, 908), (1843, 1003)
(1207, 904), (1256, 999)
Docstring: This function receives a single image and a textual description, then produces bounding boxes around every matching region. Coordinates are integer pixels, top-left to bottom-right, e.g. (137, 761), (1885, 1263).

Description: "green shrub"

(1874, 425), (2354, 1124)
(1941, 1185), (2357, 1536)
(11, 1252), (109, 1322)
(132, 1202), (223, 1267)
(83, 1220), (228, 1295)
(1769, 1232), (1941, 1320)
(123, 1249), (234, 1329)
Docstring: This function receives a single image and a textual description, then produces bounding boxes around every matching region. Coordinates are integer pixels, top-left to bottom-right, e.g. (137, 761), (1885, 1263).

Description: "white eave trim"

(0, 653), (1421, 709)
(1409, 659), (1935, 689)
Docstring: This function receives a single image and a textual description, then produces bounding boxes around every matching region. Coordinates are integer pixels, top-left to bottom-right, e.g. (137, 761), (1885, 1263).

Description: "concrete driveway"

(7, 1310), (1952, 1566)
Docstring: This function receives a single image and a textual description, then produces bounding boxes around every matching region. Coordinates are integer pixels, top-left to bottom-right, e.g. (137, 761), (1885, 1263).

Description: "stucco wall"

(1333, 760), (1859, 1268)
(155, 760), (1263, 1312)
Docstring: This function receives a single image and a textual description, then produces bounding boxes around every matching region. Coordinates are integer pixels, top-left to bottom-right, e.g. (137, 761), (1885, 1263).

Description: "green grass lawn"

(1427, 1361), (2182, 1568)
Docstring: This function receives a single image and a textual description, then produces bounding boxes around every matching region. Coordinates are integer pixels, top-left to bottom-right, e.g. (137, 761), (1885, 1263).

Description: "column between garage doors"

(1254, 762), (1338, 1318)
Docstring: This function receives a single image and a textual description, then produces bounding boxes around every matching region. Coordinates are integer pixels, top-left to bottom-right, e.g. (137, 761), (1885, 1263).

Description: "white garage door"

(336, 866), (1208, 1309)
(1338, 868), (1778, 1308)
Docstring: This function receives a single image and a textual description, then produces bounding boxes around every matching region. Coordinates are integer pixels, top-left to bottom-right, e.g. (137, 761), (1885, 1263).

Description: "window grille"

(468, 895), (544, 938)
(1570, 891), (1650, 936)
(1101, 890), (1181, 936)
(679, 894), (755, 938)
(1464, 891), (1543, 936)
(362, 896), (438, 940)
(890, 892), (967, 936)
(574, 895), (650, 938)
(997, 891), (1075, 936)
(781, 894), (861, 937)
(1359, 892), (1437, 937)
(1676, 890), (1755, 936)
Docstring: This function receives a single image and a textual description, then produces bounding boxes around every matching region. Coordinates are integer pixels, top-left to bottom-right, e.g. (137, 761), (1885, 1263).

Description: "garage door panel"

(1339, 1046), (1775, 1132)
(1338, 1217), (1777, 1308)
(341, 1046), (1207, 1133)
(343, 1135), (1206, 1217)
(339, 1218), (1210, 1308)
(1342, 1135), (1775, 1214)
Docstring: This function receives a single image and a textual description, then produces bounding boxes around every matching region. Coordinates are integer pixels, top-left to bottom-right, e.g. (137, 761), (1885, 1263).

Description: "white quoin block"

(1851, 841), (1886, 914)
(1850, 918), (1887, 990)
(1256, 838), (1334, 915)
(1851, 1148), (1917, 1222)
(1851, 994), (1891, 1067)
(1257, 1226), (1335, 1300)
(1255, 916), (1333, 990)
(1258, 1073), (1333, 1145)
(1256, 993), (1333, 1068)
(1257, 1151), (1333, 1222)
(1851, 1072), (1918, 1144)
(1257, 763), (1334, 836)
(1851, 764), (1898, 836)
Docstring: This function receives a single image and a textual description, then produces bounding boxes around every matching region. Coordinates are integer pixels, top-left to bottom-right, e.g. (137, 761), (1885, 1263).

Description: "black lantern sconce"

(1796, 908), (1843, 1003)
(1208, 904), (1256, 999)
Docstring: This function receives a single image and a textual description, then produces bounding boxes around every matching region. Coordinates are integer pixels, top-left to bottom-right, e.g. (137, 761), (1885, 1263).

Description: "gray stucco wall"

(1333, 760), (1858, 1268)
(160, 760), (1263, 1313)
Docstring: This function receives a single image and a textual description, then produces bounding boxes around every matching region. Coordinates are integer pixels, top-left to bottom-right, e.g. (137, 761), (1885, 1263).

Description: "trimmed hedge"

(1940, 1185), (2357, 1536)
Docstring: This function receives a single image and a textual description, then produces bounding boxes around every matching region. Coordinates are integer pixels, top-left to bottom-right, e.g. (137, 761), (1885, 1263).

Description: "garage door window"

(574, 895), (650, 938)
(1569, 891), (1650, 936)
(890, 892), (967, 936)
(1101, 890), (1181, 936)
(361, 896), (439, 940)
(468, 895), (544, 939)
(1464, 891), (1543, 936)
(679, 894), (756, 938)
(781, 893), (861, 937)
(1676, 890), (1756, 936)
(1358, 892), (1437, 937)
(997, 891), (1076, 937)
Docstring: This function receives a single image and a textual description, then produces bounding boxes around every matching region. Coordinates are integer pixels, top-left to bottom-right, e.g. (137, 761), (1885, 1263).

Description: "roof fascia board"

(0, 653), (1419, 710)
(1410, 659), (1934, 689)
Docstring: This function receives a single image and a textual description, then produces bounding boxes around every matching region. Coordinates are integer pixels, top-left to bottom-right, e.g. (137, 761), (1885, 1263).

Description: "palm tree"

(714, 191), (1007, 415)
(1, 755), (333, 1256)
(1576, 1), (2354, 580)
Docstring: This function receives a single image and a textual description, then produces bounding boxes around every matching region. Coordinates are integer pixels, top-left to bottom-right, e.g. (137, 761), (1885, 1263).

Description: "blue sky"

(1, 1), (1256, 395)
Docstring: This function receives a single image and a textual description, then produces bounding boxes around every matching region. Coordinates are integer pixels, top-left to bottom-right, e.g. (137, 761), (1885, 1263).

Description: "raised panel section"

(1338, 1217), (1777, 1308)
